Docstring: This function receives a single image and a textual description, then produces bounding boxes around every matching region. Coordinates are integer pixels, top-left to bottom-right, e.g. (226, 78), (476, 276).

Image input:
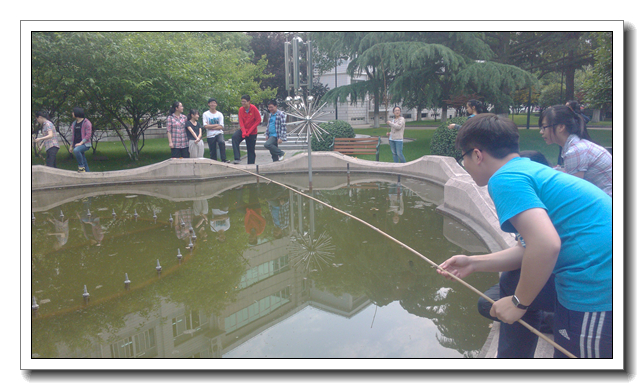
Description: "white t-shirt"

(202, 110), (225, 138)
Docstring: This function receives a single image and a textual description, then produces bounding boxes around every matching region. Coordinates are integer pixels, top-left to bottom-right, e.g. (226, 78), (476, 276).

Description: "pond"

(30, 174), (498, 358)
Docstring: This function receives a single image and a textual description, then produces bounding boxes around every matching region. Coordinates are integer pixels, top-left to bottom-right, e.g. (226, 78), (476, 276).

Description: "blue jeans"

(389, 139), (406, 163)
(497, 269), (557, 358)
(73, 144), (90, 171)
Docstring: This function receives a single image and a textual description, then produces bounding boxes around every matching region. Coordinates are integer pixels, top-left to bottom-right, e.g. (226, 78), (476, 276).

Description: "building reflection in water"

(32, 178), (493, 359)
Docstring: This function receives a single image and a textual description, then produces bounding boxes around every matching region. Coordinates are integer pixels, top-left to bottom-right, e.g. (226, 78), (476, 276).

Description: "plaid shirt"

(40, 120), (59, 150)
(562, 134), (612, 197)
(167, 114), (188, 148)
(268, 110), (288, 141)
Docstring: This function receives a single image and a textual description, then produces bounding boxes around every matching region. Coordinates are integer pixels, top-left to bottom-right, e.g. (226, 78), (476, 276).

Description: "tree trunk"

(592, 109), (601, 122)
(416, 106), (423, 121)
(373, 93), (380, 128)
(565, 57), (576, 102)
(441, 105), (448, 121)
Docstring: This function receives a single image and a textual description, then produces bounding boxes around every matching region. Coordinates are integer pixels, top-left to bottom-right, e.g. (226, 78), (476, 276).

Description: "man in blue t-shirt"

(437, 113), (612, 359)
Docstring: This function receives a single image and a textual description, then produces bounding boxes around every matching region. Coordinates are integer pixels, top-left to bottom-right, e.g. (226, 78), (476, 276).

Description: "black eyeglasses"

(456, 149), (474, 166)
(540, 123), (561, 131)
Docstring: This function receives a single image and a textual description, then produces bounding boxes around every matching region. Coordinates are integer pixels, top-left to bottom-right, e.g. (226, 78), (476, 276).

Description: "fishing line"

(223, 163), (577, 358)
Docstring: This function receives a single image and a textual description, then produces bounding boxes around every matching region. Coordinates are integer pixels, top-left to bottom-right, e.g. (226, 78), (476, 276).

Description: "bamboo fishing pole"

(222, 163), (577, 359)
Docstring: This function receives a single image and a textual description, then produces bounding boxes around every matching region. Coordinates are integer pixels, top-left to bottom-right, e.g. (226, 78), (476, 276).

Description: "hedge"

(428, 116), (469, 159)
(311, 120), (355, 151)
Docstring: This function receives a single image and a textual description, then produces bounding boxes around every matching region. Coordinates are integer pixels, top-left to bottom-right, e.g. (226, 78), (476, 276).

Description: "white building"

(314, 59), (455, 125)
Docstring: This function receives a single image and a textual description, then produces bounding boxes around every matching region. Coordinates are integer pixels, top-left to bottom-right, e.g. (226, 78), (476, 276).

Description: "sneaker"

(233, 160), (241, 165)
(77, 167), (86, 173)
(222, 160), (230, 163)
(278, 154), (285, 161)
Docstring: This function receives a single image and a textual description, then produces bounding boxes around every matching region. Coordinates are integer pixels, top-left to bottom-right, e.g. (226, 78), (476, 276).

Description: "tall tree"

(31, 32), (274, 160)
(582, 32), (612, 120)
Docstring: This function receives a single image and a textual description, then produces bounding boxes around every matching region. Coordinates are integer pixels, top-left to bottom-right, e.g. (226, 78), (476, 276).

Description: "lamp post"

(284, 38), (329, 191)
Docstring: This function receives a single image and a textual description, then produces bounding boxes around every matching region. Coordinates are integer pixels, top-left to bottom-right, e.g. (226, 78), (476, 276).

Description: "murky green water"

(31, 174), (497, 358)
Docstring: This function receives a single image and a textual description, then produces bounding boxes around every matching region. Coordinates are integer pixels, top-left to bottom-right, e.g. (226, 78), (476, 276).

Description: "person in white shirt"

(202, 98), (228, 162)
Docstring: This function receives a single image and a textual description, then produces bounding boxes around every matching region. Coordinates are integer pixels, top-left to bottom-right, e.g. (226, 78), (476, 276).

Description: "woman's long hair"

(169, 101), (182, 116)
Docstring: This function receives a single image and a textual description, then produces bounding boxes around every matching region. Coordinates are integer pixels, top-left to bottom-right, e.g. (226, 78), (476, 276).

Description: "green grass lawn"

(31, 136), (238, 172)
(353, 127), (613, 166)
(31, 127), (612, 171)
(405, 114), (612, 128)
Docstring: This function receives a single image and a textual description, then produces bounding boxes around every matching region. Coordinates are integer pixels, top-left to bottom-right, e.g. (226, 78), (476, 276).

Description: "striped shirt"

(41, 120), (59, 150)
(167, 114), (188, 149)
(562, 134), (612, 197)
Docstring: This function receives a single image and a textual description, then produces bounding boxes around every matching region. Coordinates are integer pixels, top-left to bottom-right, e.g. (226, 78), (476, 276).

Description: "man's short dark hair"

(72, 107), (85, 118)
(455, 113), (519, 159)
(208, 98), (217, 104)
(241, 94), (251, 102)
(267, 99), (278, 107)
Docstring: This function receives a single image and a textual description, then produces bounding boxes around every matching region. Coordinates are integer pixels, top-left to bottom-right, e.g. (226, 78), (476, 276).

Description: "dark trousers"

(493, 269), (557, 358)
(232, 130), (257, 164)
(170, 147), (189, 158)
(45, 147), (59, 168)
(207, 134), (227, 161)
(263, 136), (284, 161)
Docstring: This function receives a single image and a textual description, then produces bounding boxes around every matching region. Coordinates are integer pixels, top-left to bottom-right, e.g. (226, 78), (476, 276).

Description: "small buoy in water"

(124, 273), (131, 288)
(169, 214), (173, 223)
(191, 231), (197, 240)
(188, 237), (194, 250)
(177, 248), (182, 261)
(112, 209), (116, 217)
(60, 210), (64, 219)
(87, 209), (91, 217)
(153, 211), (157, 221)
(189, 225), (194, 233)
(180, 218), (185, 228)
(156, 259), (162, 272)
(32, 296), (39, 311)
(32, 212), (35, 222)
(82, 285), (90, 299)
(133, 209), (138, 218)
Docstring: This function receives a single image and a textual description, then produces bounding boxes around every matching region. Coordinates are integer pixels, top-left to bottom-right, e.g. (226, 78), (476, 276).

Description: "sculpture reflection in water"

(30, 179), (496, 358)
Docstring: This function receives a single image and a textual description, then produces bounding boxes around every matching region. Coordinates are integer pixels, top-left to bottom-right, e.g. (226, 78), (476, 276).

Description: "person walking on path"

(33, 111), (60, 168)
(68, 107), (92, 172)
(437, 113), (612, 358)
(448, 99), (485, 131)
(263, 100), (287, 162)
(167, 101), (189, 159)
(186, 109), (205, 158)
(203, 98), (228, 162)
(539, 104), (612, 197)
(232, 95), (260, 164)
(386, 106), (406, 163)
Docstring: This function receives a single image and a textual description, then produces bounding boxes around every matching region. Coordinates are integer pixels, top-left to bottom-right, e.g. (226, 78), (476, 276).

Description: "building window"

(110, 328), (156, 358)
(225, 287), (291, 333)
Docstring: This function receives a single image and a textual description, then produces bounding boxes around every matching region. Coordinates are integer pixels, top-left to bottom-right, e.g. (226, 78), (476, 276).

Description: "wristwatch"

(512, 295), (529, 310)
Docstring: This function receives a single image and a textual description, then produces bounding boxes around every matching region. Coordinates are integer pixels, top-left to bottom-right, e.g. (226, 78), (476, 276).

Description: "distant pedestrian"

(167, 101), (189, 158)
(33, 111), (59, 168)
(448, 99), (486, 131)
(263, 100), (287, 162)
(386, 106), (406, 163)
(232, 95), (261, 164)
(68, 107), (92, 172)
(186, 109), (205, 158)
(203, 98), (228, 162)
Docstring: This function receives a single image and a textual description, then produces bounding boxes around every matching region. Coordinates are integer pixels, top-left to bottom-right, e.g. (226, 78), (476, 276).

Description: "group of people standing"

(33, 107), (92, 172)
(166, 95), (287, 164)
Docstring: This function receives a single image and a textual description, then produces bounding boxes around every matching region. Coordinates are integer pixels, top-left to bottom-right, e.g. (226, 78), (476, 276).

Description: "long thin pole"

(220, 164), (577, 358)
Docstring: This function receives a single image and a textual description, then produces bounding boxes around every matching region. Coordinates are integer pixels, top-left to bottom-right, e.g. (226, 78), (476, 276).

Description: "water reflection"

(31, 177), (497, 358)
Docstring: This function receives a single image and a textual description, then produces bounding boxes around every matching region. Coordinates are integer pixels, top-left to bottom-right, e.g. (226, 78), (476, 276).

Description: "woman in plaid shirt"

(167, 102), (189, 158)
(33, 111), (59, 167)
(539, 105), (612, 197)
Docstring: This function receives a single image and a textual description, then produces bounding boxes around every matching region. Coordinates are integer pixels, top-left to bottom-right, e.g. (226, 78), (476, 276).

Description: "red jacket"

(238, 104), (261, 138)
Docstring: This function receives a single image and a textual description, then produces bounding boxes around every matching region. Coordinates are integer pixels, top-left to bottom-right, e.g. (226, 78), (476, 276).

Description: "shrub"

(429, 116), (469, 159)
(311, 120), (355, 151)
